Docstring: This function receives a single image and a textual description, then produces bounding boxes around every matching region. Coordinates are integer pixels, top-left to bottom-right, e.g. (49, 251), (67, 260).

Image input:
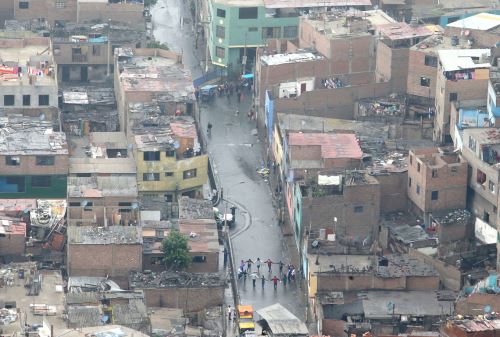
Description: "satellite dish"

(39, 113), (45, 121)
(173, 141), (180, 149)
(311, 240), (319, 248)
(484, 305), (492, 314)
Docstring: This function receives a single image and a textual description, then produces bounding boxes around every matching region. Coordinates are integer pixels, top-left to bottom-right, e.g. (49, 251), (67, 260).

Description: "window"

(417, 162), (421, 172)
(183, 169), (197, 179)
(38, 95), (49, 106)
(143, 173), (160, 181)
(354, 206), (364, 213)
(76, 173), (91, 177)
(432, 169), (438, 178)
(165, 194), (173, 202)
(68, 202), (80, 207)
(216, 25), (225, 38)
(239, 7), (258, 19)
(92, 45), (100, 56)
(143, 151), (160, 161)
(262, 27), (281, 39)
(248, 27), (258, 32)
(4, 95), (14, 106)
(451, 166), (458, 174)
(469, 136), (476, 151)
(55, 0), (65, 8)
(36, 156), (55, 166)
(31, 176), (51, 188)
(420, 77), (430, 87)
(431, 191), (439, 200)
(483, 211), (490, 223)
(192, 255), (207, 263)
(5, 156), (20, 166)
(118, 202), (132, 213)
(216, 47), (225, 58)
(477, 169), (486, 185)
(165, 172), (174, 177)
(449, 92), (458, 102)
(165, 150), (175, 157)
(83, 201), (93, 211)
(0, 177), (25, 193)
(489, 180), (495, 193)
(19, 1), (29, 9)
(283, 26), (298, 38)
(216, 8), (226, 18)
(424, 55), (437, 67)
(408, 178), (412, 187)
(151, 256), (163, 265)
(416, 185), (420, 194)
(23, 95), (31, 106)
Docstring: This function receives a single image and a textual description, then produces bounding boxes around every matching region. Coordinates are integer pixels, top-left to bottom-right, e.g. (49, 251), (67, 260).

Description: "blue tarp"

(193, 71), (219, 87)
(242, 73), (254, 79)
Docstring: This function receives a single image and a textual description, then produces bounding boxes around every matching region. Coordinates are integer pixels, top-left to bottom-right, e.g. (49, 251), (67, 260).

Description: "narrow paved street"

(152, 0), (306, 320)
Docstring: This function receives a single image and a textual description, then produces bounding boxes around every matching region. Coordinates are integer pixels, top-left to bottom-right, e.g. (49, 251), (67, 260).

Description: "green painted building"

(207, 0), (300, 75)
(0, 116), (69, 199)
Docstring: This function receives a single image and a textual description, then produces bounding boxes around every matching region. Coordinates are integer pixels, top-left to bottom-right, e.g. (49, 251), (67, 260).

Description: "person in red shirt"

(271, 275), (279, 290)
(264, 259), (273, 273)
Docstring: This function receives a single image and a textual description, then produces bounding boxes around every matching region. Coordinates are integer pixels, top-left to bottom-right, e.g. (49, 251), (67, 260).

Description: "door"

(61, 66), (70, 82)
(80, 66), (88, 82)
(300, 83), (306, 93)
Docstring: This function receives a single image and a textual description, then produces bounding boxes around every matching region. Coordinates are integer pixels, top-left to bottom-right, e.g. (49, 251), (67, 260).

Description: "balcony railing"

(72, 54), (88, 63)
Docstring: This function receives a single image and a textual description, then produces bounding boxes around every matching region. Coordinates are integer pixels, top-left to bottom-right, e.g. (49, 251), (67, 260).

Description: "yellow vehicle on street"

(238, 305), (256, 337)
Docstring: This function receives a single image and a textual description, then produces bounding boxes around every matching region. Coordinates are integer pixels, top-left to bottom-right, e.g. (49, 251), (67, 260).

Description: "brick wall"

(407, 49), (437, 99)
(77, 2), (144, 28)
(316, 272), (439, 292)
(408, 248), (461, 290)
(434, 70), (489, 142)
(273, 81), (393, 119)
(67, 243), (142, 279)
(13, 0), (77, 26)
(138, 286), (224, 312)
(302, 181), (381, 238)
(0, 154), (68, 176)
(0, 233), (25, 257)
(374, 171), (408, 213)
(407, 149), (467, 214)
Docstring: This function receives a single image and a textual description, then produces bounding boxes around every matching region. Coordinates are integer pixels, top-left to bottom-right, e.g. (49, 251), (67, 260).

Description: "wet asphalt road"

(152, 0), (306, 319)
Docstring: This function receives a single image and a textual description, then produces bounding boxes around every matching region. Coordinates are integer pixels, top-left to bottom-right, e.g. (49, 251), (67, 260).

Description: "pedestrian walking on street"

(282, 273), (287, 287)
(256, 258), (261, 273)
(220, 188), (224, 200)
(228, 305), (232, 320)
(264, 259), (273, 273)
(271, 276), (279, 290)
(246, 258), (254, 271)
(261, 275), (266, 288)
(278, 261), (284, 275)
(251, 272), (258, 287)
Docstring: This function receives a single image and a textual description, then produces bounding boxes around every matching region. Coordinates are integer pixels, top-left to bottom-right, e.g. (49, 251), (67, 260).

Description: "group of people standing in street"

(237, 258), (297, 290)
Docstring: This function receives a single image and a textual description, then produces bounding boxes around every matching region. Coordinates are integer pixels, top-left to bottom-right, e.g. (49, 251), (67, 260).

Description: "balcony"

(72, 54), (88, 63)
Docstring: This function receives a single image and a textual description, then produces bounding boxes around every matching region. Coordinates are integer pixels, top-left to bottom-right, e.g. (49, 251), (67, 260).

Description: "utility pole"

(242, 32), (248, 74)
(107, 19), (111, 78)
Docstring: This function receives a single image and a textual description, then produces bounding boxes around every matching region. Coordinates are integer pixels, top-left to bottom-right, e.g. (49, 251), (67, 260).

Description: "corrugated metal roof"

(256, 304), (308, 336)
(447, 13), (500, 31)
(264, 0), (372, 8)
(288, 132), (362, 159)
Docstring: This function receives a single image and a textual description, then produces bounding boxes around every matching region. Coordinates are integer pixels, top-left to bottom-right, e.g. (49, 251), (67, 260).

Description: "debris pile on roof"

(356, 95), (406, 120)
(129, 271), (226, 289)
